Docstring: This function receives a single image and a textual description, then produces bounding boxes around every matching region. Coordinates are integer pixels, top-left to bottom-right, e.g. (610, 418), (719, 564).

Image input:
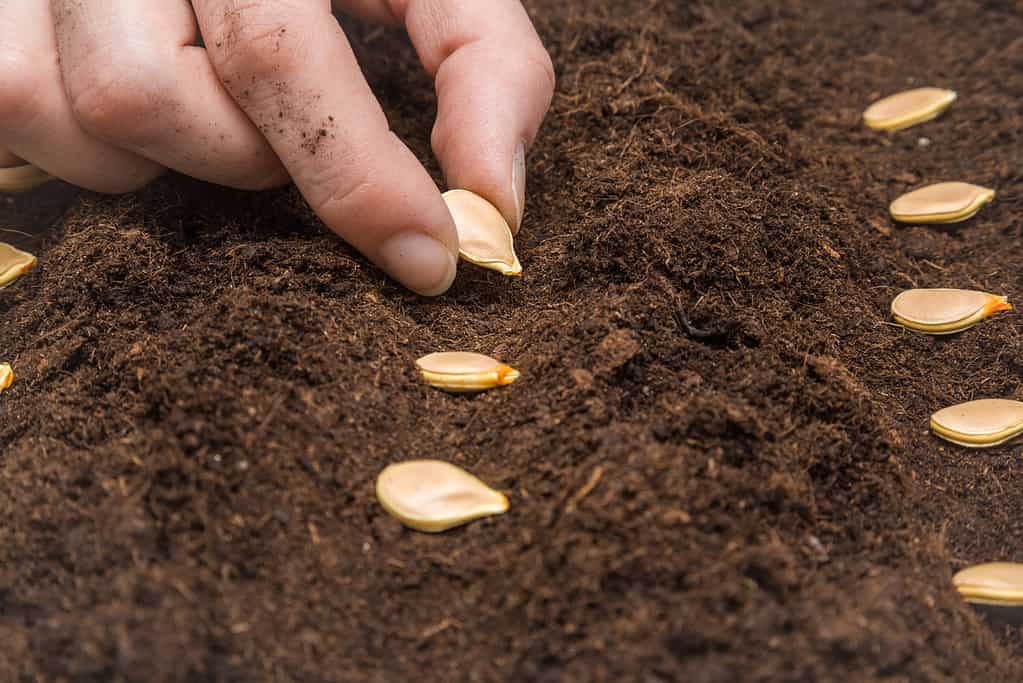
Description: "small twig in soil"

(921, 259), (948, 272)
(614, 50), (649, 96)
(461, 405), (484, 433)
(418, 618), (458, 641)
(677, 309), (734, 341)
(566, 466), (603, 513)
(256, 392), (288, 438)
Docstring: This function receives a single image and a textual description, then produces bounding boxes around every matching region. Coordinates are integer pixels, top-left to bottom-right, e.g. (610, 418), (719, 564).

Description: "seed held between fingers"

(863, 87), (956, 131)
(0, 243), (38, 289)
(442, 189), (523, 276)
(0, 164), (53, 193)
(891, 289), (1011, 334)
(0, 363), (12, 393)
(375, 460), (509, 533)
(889, 182), (995, 224)
(416, 351), (520, 393)
(930, 398), (1023, 448)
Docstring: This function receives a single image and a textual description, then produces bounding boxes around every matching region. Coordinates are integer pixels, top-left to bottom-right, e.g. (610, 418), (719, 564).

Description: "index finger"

(194, 0), (459, 296)
(388, 0), (555, 233)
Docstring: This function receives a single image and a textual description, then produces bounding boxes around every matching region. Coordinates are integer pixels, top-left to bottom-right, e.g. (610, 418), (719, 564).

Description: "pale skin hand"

(0, 1), (555, 296)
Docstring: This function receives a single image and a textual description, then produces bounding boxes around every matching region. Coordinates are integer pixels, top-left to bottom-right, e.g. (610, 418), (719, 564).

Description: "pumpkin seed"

(891, 289), (1010, 334)
(889, 182), (995, 224)
(376, 460), (509, 533)
(863, 87), (956, 131)
(0, 163), (52, 193)
(442, 189), (522, 276)
(930, 398), (1023, 448)
(953, 562), (1023, 623)
(0, 243), (37, 289)
(416, 351), (520, 393)
(954, 562), (1023, 605)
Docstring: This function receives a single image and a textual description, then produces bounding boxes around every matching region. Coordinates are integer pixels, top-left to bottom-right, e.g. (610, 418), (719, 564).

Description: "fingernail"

(379, 231), (458, 296)
(510, 142), (526, 233)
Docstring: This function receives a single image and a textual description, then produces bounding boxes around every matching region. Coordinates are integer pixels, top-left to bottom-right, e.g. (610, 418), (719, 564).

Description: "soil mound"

(2, 1), (1022, 680)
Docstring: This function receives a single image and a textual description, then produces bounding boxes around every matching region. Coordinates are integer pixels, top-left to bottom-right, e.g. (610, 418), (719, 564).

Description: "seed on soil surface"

(442, 189), (522, 276)
(930, 399), (1023, 448)
(891, 289), (1011, 335)
(862, 87), (956, 131)
(0, 163), (52, 193)
(889, 182), (995, 224)
(0, 243), (38, 289)
(375, 460), (509, 533)
(954, 563), (1023, 604)
(0, 363), (12, 393)
(416, 351), (520, 393)
(953, 563), (1023, 622)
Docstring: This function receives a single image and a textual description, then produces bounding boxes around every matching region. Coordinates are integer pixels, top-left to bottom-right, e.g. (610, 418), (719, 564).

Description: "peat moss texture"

(2, 1), (1023, 681)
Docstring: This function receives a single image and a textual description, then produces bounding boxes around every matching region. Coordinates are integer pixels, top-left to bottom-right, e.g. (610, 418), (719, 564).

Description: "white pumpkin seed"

(954, 562), (1023, 603)
(416, 351), (520, 393)
(442, 189), (522, 276)
(0, 163), (52, 193)
(376, 460), (509, 533)
(889, 182), (995, 224)
(891, 289), (1010, 334)
(930, 399), (1023, 448)
(0, 242), (37, 289)
(863, 88), (956, 131)
(953, 562), (1023, 623)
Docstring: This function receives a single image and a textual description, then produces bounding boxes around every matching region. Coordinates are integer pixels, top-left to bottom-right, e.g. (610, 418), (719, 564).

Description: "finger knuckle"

(205, 5), (303, 83)
(68, 53), (166, 143)
(298, 135), (390, 220)
(308, 162), (378, 220)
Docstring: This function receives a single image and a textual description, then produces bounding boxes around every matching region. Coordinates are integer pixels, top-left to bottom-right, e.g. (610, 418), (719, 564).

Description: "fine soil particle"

(3, 1), (1023, 680)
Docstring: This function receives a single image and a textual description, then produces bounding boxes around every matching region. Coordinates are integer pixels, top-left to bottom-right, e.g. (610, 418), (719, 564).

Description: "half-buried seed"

(953, 562), (1023, 623)
(416, 351), (520, 393)
(930, 399), (1023, 448)
(891, 289), (1011, 334)
(442, 189), (522, 276)
(889, 182), (995, 224)
(862, 87), (956, 131)
(0, 363), (12, 393)
(376, 460), (509, 532)
(0, 242), (38, 289)
(0, 163), (52, 193)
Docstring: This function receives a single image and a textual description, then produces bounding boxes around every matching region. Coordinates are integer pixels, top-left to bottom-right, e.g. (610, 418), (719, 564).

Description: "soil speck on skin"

(300, 120), (336, 156)
(2, 1), (1023, 681)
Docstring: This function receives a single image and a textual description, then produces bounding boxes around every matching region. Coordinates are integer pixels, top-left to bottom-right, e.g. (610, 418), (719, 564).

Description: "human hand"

(0, 1), (555, 295)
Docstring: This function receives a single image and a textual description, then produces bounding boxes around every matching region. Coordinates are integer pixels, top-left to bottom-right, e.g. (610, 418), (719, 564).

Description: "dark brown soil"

(3, 1), (1023, 680)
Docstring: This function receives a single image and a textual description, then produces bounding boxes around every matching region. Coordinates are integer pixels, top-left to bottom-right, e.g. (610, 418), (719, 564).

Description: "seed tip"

(499, 366), (521, 386)
(985, 297), (1012, 316)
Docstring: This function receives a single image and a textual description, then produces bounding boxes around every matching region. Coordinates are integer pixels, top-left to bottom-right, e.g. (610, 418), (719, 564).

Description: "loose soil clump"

(3, 1), (1023, 680)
